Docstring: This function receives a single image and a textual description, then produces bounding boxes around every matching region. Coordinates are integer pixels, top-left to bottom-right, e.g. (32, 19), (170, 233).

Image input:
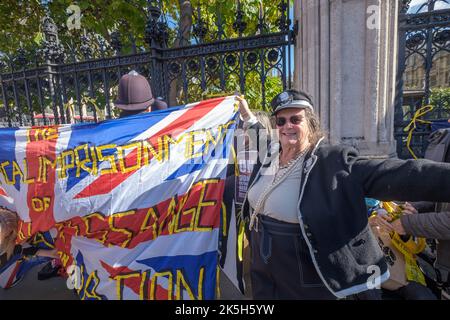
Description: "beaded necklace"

(274, 148), (308, 182)
(249, 148), (308, 230)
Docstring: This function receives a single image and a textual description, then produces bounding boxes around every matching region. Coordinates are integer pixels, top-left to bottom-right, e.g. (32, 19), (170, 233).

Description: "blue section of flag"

(137, 251), (217, 299)
(0, 128), (20, 191)
(75, 251), (106, 300)
(0, 253), (19, 276)
(15, 256), (50, 280)
(0, 253), (50, 289)
(32, 231), (55, 250)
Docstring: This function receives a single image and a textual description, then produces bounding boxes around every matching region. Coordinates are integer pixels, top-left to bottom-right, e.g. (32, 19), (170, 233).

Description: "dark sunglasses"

(275, 116), (302, 126)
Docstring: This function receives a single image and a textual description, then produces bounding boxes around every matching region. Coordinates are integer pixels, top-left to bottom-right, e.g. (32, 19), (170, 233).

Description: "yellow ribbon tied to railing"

(380, 201), (427, 286)
(404, 105), (434, 159)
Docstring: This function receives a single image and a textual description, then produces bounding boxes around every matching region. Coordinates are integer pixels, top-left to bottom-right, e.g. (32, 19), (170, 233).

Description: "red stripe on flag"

(5, 261), (22, 289)
(26, 126), (59, 234)
(0, 186), (7, 197)
(74, 97), (226, 199)
(60, 179), (224, 249)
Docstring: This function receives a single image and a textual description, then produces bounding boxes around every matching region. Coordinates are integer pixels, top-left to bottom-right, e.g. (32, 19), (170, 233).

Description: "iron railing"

(395, 0), (450, 159)
(0, 0), (296, 127)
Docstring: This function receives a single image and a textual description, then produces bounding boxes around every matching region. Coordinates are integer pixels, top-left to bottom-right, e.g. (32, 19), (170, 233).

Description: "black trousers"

(250, 215), (335, 300)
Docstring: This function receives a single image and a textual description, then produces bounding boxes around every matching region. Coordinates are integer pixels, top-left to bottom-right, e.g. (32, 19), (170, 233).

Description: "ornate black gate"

(0, 1), (296, 127)
(394, 0), (450, 159)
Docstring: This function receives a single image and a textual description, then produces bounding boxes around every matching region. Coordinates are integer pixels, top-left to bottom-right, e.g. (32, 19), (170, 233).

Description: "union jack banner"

(0, 96), (239, 299)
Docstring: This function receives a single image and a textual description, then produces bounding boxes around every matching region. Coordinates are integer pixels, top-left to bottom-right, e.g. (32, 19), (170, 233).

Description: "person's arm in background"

(409, 201), (436, 213)
(400, 211), (450, 240)
(369, 202), (450, 240)
(36, 248), (59, 258)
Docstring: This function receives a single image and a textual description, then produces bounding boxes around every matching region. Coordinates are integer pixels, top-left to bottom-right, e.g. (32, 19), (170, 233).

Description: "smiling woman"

(234, 90), (450, 300)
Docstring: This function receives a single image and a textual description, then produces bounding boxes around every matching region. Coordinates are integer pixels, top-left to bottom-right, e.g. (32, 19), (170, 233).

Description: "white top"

(247, 154), (304, 224)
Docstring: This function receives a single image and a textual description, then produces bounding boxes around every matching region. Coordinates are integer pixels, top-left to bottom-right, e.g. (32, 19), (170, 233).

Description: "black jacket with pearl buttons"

(241, 133), (450, 298)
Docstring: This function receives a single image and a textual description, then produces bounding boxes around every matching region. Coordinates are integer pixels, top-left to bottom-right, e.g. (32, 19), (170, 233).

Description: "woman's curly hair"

(305, 108), (326, 146)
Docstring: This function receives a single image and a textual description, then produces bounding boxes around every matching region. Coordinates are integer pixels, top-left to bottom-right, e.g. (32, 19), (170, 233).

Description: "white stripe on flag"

(67, 229), (219, 299)
(12, 129), (30, 221)
(52, 124), (77, 218)
(131, 105), (192, 142)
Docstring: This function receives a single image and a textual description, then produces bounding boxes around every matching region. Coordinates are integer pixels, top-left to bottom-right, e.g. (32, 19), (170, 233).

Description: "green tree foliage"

(0, 0), (149, 54)
(0, 0), (286, 53)
(429, 87), (450, 115)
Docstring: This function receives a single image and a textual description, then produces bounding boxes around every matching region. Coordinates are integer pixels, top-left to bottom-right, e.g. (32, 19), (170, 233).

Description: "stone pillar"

(294, 0), (398, 158)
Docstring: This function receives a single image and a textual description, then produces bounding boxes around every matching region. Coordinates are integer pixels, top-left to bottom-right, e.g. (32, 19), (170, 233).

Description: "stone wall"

(294, 0), (398, 158)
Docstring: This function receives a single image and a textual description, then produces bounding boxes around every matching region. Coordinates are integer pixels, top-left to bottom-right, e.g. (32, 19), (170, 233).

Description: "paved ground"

(218, 242), (252, 300)
(218, 269), (246, 300)
(0, 262), (78, 300)
(0, 262), (248, 300)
